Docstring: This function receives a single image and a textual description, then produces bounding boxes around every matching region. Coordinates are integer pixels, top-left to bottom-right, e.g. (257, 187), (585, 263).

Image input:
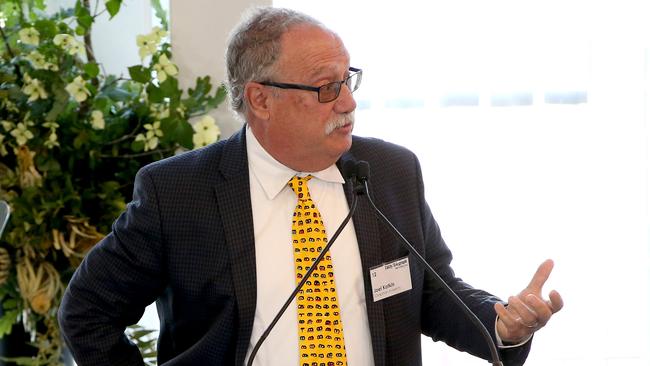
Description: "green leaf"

(77, 14), (92, 30)
(131, 140), (144, 152)
(2, 298), (17, 310)
(211, 84), (228, 108)
(128, 65), (150, 84)
(174, 120), (194, 149)
(146, 84), (164, 103)
(84, 62), (100, 78)
(75, 1), (93, 29)
(188, 76), (212, 99)
(33, 0), (47, 11)
(105, 0), (122, 19)
(37, 157), (62, 174)
(159, 77), (179, 97)
(75, 25), (86, 36)
(73, 131), (90, 149)
(33, 19), (58, 38)
(150, 0), (169, 30)
(159, 117), (191, 149)
(183, 78), (227, 115)
(45, 87), (69, 121)
(0, 309), (19, 337)
(86, 83), (98, 96)
(102, 84), (136, 102)
(94, 96), (109, 110)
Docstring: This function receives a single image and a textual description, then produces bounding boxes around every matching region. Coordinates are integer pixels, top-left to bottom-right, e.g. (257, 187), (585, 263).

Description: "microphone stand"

(246, 193), (359, 366)
(360, 179), (504, 366)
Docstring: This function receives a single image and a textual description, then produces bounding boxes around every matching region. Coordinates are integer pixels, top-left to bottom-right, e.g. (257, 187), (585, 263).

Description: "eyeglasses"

(257, 67), (362, 103)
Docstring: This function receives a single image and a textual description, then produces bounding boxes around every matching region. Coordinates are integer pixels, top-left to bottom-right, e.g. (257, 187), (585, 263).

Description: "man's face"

(252, 24), (357, 172)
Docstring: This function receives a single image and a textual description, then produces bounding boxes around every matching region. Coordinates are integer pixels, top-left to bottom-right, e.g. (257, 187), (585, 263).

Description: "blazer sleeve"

(58, 167), (165, 366)
(413, 154), (532, 366)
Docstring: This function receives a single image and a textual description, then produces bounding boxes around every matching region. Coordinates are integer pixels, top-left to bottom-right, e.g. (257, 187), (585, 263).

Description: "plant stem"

(82, 0), (96, 66)
(0, 26), (22, 79)
(0, 26), (15, 59)
(102, 123), (142, 146)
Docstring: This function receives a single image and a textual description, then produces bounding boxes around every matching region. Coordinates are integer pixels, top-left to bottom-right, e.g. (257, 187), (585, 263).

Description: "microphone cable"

(356, 161), (504, 366)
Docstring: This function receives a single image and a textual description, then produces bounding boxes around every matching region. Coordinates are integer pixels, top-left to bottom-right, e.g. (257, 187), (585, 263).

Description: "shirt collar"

(246, 126), (344, 200)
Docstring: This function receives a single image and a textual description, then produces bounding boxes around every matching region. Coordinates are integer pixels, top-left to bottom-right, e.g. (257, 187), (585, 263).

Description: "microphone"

(245, 166), (362, 366)
(355, 160), (504, 366)
(342, 160), (366, 195)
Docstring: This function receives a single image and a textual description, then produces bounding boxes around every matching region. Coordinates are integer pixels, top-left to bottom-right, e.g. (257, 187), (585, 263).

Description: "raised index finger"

(526, 259), (554, 293)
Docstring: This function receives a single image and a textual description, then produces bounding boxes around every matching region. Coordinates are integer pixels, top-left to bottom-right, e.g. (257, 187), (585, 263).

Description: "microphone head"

(356, 161), (370, 182)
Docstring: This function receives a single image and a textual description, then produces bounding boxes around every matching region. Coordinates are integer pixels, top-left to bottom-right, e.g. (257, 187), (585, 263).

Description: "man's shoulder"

(350, 135), (417, 165)
(138, 128), (245, 181)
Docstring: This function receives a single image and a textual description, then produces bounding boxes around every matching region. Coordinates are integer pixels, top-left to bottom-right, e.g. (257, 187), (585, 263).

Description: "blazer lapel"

(214, 128), (257, 365)
(339, 152), (386, 366)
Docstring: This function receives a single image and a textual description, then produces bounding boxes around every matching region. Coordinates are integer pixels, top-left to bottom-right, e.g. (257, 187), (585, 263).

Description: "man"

(59, 7), (563, 366)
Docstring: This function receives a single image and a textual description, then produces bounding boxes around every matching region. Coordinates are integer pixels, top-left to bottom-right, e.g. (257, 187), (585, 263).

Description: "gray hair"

(225, 7), (325, 117)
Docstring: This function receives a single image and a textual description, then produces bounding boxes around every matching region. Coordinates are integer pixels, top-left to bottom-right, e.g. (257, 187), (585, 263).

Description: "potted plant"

(0, 0), (225, 364)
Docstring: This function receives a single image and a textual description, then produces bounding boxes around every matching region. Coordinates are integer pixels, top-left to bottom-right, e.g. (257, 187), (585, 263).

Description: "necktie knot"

(288, 175), (313, 201)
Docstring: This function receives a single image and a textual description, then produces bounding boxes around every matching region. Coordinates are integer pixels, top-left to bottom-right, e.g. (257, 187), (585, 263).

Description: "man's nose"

(333, 84), (356, 114)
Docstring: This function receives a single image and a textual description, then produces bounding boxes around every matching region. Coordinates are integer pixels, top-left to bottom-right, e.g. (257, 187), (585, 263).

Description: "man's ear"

(244, 82), (271, 120)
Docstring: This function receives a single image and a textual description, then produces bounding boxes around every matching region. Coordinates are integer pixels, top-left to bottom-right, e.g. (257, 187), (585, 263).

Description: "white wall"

(170, 0), (272, 139)
(47, 0), (151, 77)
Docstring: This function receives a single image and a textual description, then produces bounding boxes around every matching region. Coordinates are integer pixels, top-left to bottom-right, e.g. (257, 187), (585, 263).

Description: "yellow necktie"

(288, 175), (347, 366)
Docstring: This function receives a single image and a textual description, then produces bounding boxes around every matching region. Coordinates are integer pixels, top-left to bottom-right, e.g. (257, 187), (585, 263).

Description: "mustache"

(325, 112), (355, 135)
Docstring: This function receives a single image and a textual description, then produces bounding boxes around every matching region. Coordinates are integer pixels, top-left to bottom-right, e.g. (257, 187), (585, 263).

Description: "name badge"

(370, 256), (412, 302)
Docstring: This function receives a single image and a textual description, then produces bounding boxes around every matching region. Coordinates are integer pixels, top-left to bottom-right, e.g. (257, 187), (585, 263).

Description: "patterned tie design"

(288, 175), (347, 366)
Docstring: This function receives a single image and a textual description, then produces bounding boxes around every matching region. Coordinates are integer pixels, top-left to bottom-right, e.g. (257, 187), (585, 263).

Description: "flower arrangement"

(0, 0), (225, 364)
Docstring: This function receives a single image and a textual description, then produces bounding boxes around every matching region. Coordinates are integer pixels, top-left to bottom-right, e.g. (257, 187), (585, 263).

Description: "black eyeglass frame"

(257, 67), (362, 103)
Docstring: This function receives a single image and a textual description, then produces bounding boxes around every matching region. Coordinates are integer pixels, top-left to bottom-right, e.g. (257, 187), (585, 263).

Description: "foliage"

(0, 0), (225, 364)
(126, 324), (158, 366)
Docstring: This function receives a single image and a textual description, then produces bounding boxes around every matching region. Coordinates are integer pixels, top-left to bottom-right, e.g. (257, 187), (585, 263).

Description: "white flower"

(45, 63), (59, 71)
(19, 27), (40, 46)
(144, 121), (163, 138)
(65, 76), (90, 102)
(42, 121), (59, 129)
(68, 41), (86, 57)
(2, 100), (19, 113)
(135, 121), (163, 151)
(53, 34), (74, 48)
(26, 51), (47, 69)
(1, 120), (15, 131)
(136, 33), (158, 60)
(149, 104), (169, 119)
(44, 131), (59, 149)
(151, 26), (168, 42)
(153, 54), (178, 82)
(22, 74), (48, 102)
(135, 131), (157, 151)
(192, 115), (220, 148)
(90, 110), (105, 130)
(54, 34), (85, 57)
(10, 123), (34, 146)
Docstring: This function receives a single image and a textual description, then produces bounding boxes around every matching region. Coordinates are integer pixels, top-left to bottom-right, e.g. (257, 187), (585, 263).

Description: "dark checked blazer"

(58, 127), (532, 366)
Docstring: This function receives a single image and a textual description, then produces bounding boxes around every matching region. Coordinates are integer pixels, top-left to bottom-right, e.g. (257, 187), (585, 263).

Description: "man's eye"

(321, 82), (338, 93)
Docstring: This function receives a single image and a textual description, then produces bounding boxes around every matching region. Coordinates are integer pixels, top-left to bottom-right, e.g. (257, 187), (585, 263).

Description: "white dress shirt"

(244, 127), (374, 365)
